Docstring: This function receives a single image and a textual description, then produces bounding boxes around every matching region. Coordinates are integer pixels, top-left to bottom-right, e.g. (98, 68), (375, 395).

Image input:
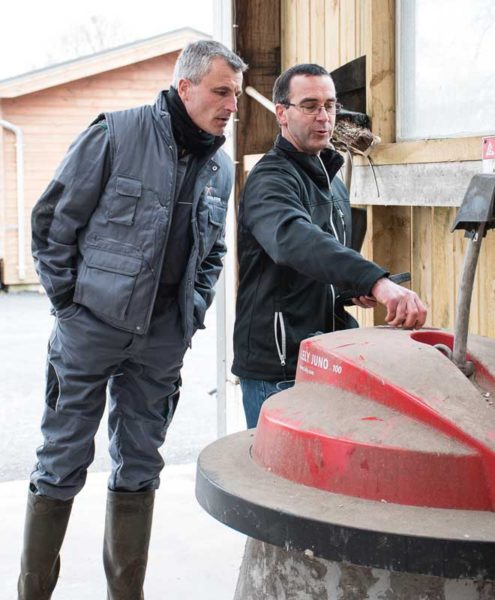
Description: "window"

(397, 0), (495, 140)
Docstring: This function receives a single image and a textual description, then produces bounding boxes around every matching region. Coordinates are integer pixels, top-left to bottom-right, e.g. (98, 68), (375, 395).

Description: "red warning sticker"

(483, 137), (495, 160)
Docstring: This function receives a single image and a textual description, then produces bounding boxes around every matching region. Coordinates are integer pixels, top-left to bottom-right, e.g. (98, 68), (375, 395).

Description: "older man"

(19, 40), (246, 599)
(232, 63), (426, 428)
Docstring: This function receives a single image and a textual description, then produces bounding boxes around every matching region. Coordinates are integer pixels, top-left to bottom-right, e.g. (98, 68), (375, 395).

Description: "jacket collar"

(274, 134), (344, 189)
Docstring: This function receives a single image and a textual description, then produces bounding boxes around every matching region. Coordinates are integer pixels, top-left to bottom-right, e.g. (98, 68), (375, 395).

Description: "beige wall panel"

(349, 204), (375, 328)
(366, 0), (395, 143)
(282, 0), (368, 75)
(324, 0), (341, 70)
(478, 235), (495, 339)
(347, 206), (373, 328)
(283, 0), (366, 70)
(347, 305), (374, 328)
(339, 0), (356, 65)
(357, 0), (368, 57)
(282, 0), (299, 68)
(369, 205), (412, 326)
(296, 1), (311, 63)
(431, 207), (456, 329)
(467, 233), (490, 336)
(310, 0), (326, 64)
(411, 207), (433, 327)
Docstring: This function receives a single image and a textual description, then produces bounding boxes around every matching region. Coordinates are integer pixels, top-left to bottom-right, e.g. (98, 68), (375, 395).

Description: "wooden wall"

(282, 0), (395, 142)
(363, 205), (495, 338)
(234, 0), (281, 202)
(279, 0), (495, 337)
(0, 52), (178, 285)
(282, 0), (368, 71)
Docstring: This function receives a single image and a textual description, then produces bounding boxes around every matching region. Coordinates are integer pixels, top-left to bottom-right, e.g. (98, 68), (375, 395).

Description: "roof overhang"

(0, 27), (208, 98)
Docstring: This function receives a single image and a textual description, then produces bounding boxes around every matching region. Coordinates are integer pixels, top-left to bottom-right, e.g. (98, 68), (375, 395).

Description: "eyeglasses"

(283, 100), (343, 115)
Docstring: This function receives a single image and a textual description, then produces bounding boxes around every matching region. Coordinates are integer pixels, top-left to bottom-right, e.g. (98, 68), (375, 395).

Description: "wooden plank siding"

(0, 53), (177, 285)
(234, 0), (281, 204)
(282, 0), (367, 70)
(276, 0), (495, 337)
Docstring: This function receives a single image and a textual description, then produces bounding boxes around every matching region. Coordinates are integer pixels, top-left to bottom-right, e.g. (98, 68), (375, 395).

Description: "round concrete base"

(234, 538), (495, 600)
(196, 431), (495, 579)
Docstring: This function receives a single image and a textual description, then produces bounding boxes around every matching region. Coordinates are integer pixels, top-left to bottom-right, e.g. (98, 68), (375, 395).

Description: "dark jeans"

(239, 378), (295, 428)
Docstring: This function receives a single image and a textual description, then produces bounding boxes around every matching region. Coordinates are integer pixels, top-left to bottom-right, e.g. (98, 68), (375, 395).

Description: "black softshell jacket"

(232, 135), (387, 380)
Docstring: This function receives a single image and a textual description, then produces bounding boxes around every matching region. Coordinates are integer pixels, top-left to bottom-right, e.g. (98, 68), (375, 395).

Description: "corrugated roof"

(0, 27), (209, 98)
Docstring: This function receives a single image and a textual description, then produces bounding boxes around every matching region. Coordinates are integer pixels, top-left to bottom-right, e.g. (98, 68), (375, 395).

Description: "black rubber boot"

(17, 489), (73, 600)
(103, 489), (155, 600)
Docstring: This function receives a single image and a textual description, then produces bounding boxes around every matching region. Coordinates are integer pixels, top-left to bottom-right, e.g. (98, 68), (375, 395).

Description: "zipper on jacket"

(142, 141), (178, 334)
(318, 155), (343, 333)
(274, 311), (287, 367)
(317, 155), (342, 243)
(330, 284), (336, 332)
(337, 207), (347, 247)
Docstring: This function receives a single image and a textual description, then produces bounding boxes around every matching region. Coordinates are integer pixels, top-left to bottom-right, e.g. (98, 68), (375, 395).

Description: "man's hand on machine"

(370, 277), (427, 329)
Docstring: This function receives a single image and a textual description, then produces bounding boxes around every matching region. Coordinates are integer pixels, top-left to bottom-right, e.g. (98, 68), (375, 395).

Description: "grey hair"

(172, 40), (247, 86)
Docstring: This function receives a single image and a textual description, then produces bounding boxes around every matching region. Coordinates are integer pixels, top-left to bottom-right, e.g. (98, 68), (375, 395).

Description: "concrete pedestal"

(234, 538), (495, 600)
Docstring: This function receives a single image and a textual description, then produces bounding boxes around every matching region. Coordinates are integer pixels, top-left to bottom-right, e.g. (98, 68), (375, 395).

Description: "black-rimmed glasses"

(284, 100), (343, 115)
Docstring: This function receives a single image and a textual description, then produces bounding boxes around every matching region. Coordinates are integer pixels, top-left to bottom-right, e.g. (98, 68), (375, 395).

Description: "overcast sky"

(0, 0), (214, 80)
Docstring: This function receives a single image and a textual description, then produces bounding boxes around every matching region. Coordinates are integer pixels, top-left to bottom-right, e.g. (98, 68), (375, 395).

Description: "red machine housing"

(253, 327), (495, 511)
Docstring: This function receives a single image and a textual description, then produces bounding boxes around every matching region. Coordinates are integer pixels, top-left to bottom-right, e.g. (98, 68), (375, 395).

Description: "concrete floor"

(1, 466), (245, 600)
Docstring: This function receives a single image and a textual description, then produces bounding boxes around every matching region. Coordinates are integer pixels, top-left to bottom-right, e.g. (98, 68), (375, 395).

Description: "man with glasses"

(232, 63), (426, 428)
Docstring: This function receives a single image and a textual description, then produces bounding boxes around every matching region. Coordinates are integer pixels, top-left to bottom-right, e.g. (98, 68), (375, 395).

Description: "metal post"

(453, 223), (486, 375)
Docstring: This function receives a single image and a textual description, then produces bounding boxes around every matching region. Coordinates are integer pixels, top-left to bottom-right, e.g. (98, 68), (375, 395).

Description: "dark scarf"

(166, 86), (223, 157)
(154, 88), (226, 301)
